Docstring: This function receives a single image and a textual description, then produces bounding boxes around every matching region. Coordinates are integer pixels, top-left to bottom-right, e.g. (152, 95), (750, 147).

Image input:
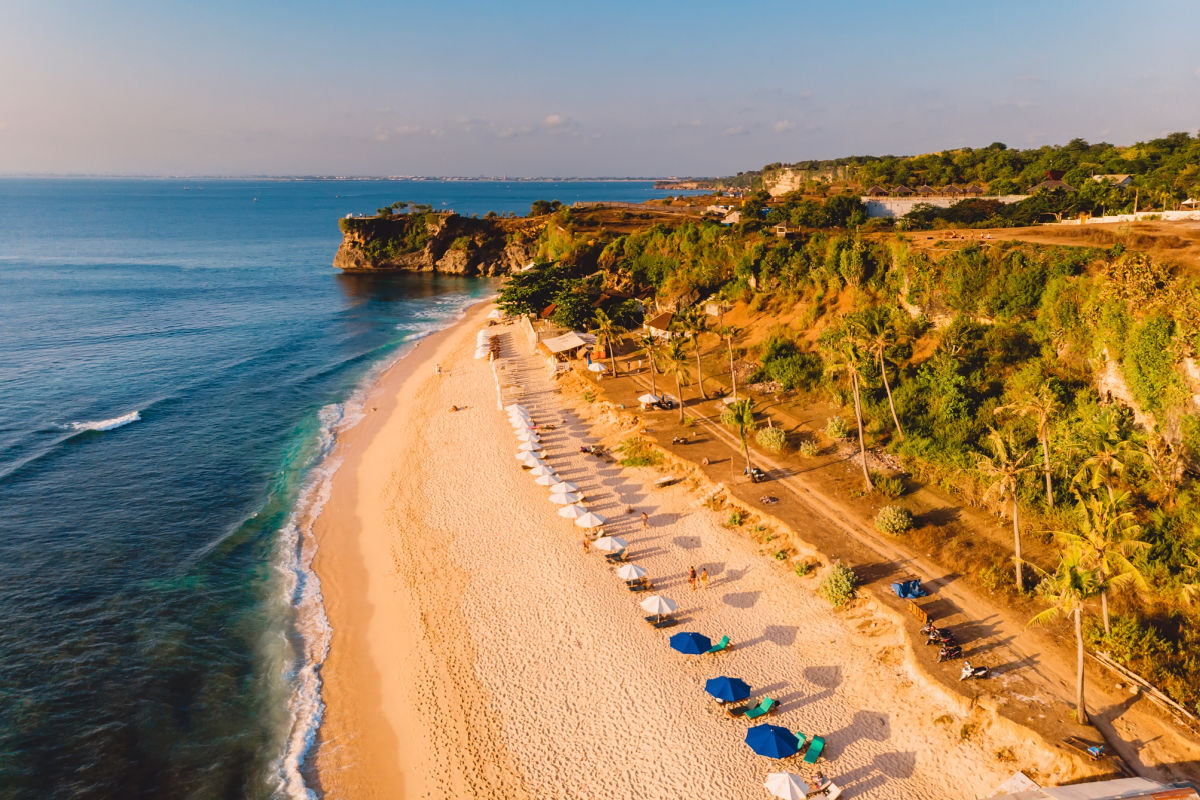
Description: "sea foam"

(66, 410), (141, 432)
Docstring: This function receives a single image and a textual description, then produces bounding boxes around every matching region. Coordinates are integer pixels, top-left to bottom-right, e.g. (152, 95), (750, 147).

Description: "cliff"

(334, 212), (541, 275)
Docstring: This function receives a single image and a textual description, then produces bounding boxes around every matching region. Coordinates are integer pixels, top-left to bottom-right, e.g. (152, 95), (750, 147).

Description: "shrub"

(727, 510), (745, 527)
(794, 560), (814, 577)
(825, 415), (849, 439)
(618, 437), (661, 467)
(796, 438), (820, 457)
(874, 505), (914, 535)
(818, 561), (859, 606)
(756, 426), (787, 452)
(871, 471), (905, 499)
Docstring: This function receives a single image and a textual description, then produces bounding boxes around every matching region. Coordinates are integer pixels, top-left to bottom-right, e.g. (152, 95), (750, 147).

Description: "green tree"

(721, 398), (757, 473)
(822, 332), (874, 491)
(593, 309), (624, 377)
(1029, 553), (1100, 724)
(1054, 490), (1148, 634)
(1073, 409), (1134, 503)
(718, 324), (740, 401)
(977, 428), (1036, 592)
(852, 307), (905, 440)
(996, 381), (1062, 509)
(661, 338), (690, 424)
(675, 307), (710, 399)
(638, 332), (660, 397)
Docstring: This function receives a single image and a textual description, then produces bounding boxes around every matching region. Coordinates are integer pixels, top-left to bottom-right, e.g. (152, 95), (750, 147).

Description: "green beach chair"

(803, 735), (825, 764)
(706, 635), (731, 654)
(743, 696), (777, 720)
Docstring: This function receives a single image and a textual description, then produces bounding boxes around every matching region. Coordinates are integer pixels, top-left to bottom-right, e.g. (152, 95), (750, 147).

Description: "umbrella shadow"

(672, 535), (703, 550)
(722, 591), (761, 609)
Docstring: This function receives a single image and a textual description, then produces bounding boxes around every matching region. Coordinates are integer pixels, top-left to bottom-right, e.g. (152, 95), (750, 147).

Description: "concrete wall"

(862, 195), (1029, 218)
(1056, 210), (1200, 225)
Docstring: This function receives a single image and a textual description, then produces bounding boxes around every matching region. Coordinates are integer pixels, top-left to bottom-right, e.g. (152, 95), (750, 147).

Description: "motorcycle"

(960, 660), (990, 680)
(923, 624), (956, 647)
(937, 642), (962, 662)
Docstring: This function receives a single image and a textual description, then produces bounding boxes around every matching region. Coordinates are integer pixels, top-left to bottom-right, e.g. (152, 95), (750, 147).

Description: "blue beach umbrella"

(745, 724), (801, 759)
(669, 632), (713, 655)
(704, 675), (751, 702)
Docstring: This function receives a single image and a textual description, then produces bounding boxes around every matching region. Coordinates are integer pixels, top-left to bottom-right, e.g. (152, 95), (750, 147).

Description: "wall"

(862, 195), (1029, 218)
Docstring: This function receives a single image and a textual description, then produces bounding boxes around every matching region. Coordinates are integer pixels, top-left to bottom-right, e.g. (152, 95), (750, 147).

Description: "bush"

(794, 560), (814, 576)
(818, 561), (859, 606)
(874, 505), (914, 535)
(825, 415), (849, 439)
(727, 510), (745, 527)
(756, 426), (787, 452)
(797, 438), (820, 457)
(618, 437), (662, 467)
(871, 471), (905, 499)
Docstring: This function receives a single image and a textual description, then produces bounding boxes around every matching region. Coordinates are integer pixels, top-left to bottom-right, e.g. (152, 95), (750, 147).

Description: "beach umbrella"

(529, 463), (555, 477)
(745, 725), (800, 759)
(704, 675), (751, 703)
(517, 451), (544, 465)
(592, 535), (627, 552)
(534, 473), (559, 486)
(574, 511), (607, 529)
(616, 563), (647, 581)
(514, 426), (539, 439)
(764, 773), (809, 800)
(639, 595), (678, 617)
(517, 441), (543, 453)
(509, 416), (533, 428)
(547, 480), (578, 494)
(549, 492), (582, 505)
(505, 404), (526, 414)
(557, 504), (588, 520)
(669, 631), (712, 655)
(637, 393), (660, 405)
(587, 362), (608, 373)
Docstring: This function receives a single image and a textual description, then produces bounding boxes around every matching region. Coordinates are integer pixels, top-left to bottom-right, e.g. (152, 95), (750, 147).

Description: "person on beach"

(700, 568), (708, 589)
(582, 538), (590, 554)
(688, 566), (697, 590)
(641, 511), (648, 530)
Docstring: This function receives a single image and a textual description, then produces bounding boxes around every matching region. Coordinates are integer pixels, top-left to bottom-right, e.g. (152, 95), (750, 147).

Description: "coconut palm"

(1136, 430), (1183, 507)
(637, 332), (660, 397)
(977, 427), (1036, 592)
(852, 307), (904, 440)
(996, 381), (1061, 509)
(1073, 409), (1134, 503)
(822, 332), (873, 492)
(721, 398), (757, 473)
(718, 324), (740, 401)
(1029, 552), (1100, 724)
(593, 309), (624, 377)
(675, 307), (709, 399)
(1054, 489), (1148, 634)
(1181, 548), (1200, 608)
(660, 338), (690, 424)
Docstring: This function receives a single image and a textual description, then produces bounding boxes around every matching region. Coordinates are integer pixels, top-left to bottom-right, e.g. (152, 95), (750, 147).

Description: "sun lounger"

(724, 702), (749, 718)
(706, 635), (732, 654)
(652, 616), (676, 629)
(627, 579), (653, 592)
(743, 696), (777, 720)
(604, 550), (628, 563)
(803, 735), (825, 764)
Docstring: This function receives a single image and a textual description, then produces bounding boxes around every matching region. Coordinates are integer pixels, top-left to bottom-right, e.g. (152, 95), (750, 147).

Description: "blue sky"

(2, 0), (1199, 176)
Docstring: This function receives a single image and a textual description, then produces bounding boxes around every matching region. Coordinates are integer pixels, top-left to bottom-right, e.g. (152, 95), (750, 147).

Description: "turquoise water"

(0, 179), (681, 798)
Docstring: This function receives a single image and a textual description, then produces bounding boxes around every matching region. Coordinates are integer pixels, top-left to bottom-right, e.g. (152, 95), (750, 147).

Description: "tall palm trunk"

(694, 336), (708, 399)
(1100, 570), (1111, 635)
(648, 356), (658, 396)
(675, 373), (684, 424)
(850, 370), (873, 491)
(1040, 431), (1054, 509)
(726, 337), (737, 401)
(1074, 606), (1088, 724)
(1012, 493), (1024, 592)
(877, 347), (903, 439)
(739, 431), (752, 472)
(609, 336), (619, 377)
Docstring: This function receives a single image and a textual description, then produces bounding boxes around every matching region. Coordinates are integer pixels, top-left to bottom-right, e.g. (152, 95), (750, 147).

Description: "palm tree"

(852, 307), (904, 440)
(593, 309), (624, 377)
(822, 333), (873, 492)
(1136, 431), (1182, 507)
(1055, 489), (1148, 634)
(718, 324), (740, 401)
(1181, 548), (1200, 608)
(1073, 409), (1133, 503)
(675, 307), (709, 399)
(637, 332), (660, 397)
(721, 398), (757, 473)
(977, 427), (1036, 592)
(661, 338), (690, 424)
(1030, 552), (1100, 724)
(996, 381), (1061, 509)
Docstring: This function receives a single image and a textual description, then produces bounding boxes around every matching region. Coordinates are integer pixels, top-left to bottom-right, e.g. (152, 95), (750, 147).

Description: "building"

(721, 210), (742, 225)
(1092, 174), (1134, 188)
(915, 184), (938, 196)
(865, 185), (889, 197)
(984, 772), (1199, 800)
(891, 184), (915, 196)
(644, 311), (675, 339)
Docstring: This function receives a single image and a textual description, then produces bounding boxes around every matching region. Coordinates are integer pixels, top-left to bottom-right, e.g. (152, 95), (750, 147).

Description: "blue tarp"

(891, 579), (927, 599)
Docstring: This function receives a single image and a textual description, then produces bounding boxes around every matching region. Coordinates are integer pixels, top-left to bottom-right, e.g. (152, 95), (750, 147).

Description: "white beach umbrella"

(516, 451), (543, 464)
(587, 362), (608, 373)
(509, 415), (532, 428)
(529, 463), (555, 478)
(515, 428), (540, 443)
(535, 473), (559, 486)
(764, 772), (808, 800)
(592, 535), (627, 552)
(547, 480), (578, 494)
(549, 491), (582, 505)
(616, 563), (647, 581)
(517, 441), (543, 453)
(488, 308), (503, 319)
(557, 504), (588, 520)
(637, 393), (660, 405)
(508, 407), (531, 419)
(574, 511), (607, 529)
(639, 595), (677, 616)
(505, 404), (526, 414)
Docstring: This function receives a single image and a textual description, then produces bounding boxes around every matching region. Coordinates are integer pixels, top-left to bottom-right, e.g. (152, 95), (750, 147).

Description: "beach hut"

(963, 183), (984, 195)
(915, 184), (937, 196)
(891, 184), (915, 197)
(644, 311), (675, 340)
(864, 185), (888, 197)
(943, 185), (964, 196)
(539, 331), (590, 361)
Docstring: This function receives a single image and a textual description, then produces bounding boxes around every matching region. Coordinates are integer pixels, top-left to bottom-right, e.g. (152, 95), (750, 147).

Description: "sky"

(2, 0), (1200, 177)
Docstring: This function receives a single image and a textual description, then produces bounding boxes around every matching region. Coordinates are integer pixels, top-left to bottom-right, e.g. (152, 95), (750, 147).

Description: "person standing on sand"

(688, 566), (697, 590)
(700, 568), (708, 589)
(641, 511), (648, 530)
(582, 538), (590, 554)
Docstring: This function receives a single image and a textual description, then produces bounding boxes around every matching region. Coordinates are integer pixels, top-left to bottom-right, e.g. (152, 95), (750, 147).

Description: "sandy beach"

(308, 306), (1079, 799)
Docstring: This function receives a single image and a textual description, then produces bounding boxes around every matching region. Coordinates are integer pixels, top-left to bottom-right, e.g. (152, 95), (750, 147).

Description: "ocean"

(0, 178), (685, 798)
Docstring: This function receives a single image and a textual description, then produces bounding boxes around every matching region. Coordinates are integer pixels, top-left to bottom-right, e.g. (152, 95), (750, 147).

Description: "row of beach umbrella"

(507, 403), (606, 533)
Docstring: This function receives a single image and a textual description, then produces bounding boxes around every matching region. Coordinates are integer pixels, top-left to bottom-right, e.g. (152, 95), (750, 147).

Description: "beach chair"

(724, 702), (749, 718)
(604, 549), (628, 563)
(652, 616), (676, 629)
(627, 579), (653, 593)
(743, 696), (777, 720)
(706, 635), (732, 654)
(803, 735), (825, 764)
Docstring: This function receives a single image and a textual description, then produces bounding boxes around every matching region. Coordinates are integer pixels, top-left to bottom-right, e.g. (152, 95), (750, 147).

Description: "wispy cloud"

(723, 125), (748, 136)
(542, 113), (568, 129)
(772, 120), (795, 134)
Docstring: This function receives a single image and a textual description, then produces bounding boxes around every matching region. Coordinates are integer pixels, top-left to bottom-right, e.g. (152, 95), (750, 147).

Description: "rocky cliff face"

(334, 212), (540, 276)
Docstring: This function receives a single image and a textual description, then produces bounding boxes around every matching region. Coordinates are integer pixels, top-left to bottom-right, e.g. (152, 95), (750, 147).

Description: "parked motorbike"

(923, 624), (956, 647)
(937, 642), (962, 662)
(960, 660), (990, 680)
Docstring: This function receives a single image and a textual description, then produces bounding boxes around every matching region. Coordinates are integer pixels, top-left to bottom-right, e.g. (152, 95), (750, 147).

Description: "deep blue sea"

(0, 178), (684, 799)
